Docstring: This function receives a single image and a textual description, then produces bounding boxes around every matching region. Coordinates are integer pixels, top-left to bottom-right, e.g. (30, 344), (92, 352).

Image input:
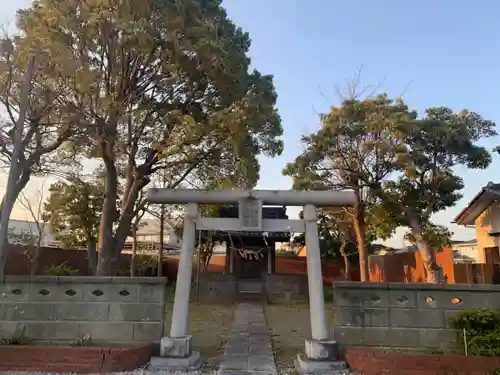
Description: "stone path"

(219, 303), (277, 375)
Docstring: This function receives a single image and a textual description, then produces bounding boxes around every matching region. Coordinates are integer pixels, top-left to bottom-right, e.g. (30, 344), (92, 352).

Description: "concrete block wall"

(264, 274), (308, 301)
(332, 281), (500, 350)
(196, 273), (237, 302)
(195, 273), (309, 302)
(0, 276), (168, 343)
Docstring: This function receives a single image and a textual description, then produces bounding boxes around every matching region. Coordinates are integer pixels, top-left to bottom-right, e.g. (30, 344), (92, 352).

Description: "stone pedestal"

(295, 339), (347, 375)
(305, 338), (338, 360)
(149, 335), (202, 371)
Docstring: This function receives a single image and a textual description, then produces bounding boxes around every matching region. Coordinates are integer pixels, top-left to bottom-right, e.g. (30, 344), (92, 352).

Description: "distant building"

(451, 240), (479, 263)
(7, 219), (56, 246)
(123, 218), (181, 252)
(453, 182), (500, 263)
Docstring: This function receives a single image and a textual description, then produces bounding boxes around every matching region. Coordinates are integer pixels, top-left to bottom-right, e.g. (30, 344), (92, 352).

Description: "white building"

(7, 219), (56, 246)
(124, 218), (182, 251)
(452, 239), (479, 263)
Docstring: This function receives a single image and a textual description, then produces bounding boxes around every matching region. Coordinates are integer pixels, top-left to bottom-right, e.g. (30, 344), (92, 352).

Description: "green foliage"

(15, 0), (284, 182)
(45, 262), (79, 276)
(449, 308), (500, 356)
(284, 94), (496, 279)
(13, 0), (283, 274)
(43, 175), (107, 248)
(283, 95), (413, 195)
(378, 107), (496, 232)
(404, 223), (452, 251)
(283, 95), (411, 263)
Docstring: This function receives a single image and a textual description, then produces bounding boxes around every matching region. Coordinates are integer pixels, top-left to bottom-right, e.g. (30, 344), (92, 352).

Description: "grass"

(163, 285), (334, 374)
(264, 300), (334, 374)
(164, 285), (236, 372)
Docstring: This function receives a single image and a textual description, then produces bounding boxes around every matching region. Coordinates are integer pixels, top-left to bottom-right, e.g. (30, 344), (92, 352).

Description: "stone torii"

(147, 189), (356, 373)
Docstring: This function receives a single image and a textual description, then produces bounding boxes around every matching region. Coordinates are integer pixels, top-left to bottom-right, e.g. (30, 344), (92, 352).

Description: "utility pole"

(0, 52), (36, 281)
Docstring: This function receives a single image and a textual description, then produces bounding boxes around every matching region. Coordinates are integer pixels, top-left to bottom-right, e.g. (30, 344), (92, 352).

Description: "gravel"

(0, 371), (361, 375)
(0, 371), (218, 375)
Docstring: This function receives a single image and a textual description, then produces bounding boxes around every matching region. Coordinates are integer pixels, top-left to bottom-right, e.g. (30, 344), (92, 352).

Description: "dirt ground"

(265, 301), (334, 374)
(164, 287), (333, 373)
(164, 289), (236, 371)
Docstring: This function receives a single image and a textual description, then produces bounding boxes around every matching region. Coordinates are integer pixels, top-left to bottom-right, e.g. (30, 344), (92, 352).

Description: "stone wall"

(264, 274), (308, 301)
(332, 281), (500, 350)
(0, 276), (167, 343)
(195, 273), (309, 302)
(196, 273), (237, 302)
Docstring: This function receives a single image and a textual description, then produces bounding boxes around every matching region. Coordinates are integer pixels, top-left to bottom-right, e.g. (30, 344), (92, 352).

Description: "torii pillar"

(146, 189), (356, 373)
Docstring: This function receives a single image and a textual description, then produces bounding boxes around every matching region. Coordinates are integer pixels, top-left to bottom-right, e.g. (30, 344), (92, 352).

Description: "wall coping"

(332, 280), (500, 292)
(3, 276), (168, 285)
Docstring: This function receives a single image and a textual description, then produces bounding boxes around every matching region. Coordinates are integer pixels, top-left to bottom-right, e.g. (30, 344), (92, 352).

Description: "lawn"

(164, 287), (236, 372)
(163, 286), (334, 373)
(265, 301), (334, 374)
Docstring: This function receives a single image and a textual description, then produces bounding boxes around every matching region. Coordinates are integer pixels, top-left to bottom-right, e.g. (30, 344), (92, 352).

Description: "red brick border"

(345, 347), (500, 375)
(0, 344), (152, 373)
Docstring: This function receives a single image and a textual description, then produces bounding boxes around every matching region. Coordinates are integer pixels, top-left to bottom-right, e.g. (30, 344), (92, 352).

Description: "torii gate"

(147, 189), (356, 372)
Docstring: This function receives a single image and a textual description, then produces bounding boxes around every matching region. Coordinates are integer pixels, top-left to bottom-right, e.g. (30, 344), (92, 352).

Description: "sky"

(2, 0), (500, 247)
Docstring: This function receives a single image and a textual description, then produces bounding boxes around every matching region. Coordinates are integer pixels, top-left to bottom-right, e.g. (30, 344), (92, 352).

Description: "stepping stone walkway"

(219, 303), (277, 375)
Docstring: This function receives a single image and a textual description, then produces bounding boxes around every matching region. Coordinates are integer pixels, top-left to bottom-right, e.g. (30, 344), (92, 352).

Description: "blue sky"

(222, 0), (500, 245)
(2, 0), (500, 246)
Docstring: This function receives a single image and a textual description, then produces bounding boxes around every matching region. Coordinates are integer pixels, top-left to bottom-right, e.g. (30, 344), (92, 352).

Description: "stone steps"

(237, 280), (266, 302)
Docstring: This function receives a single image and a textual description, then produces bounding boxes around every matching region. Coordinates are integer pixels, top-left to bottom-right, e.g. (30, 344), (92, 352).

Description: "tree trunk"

(203, 242), (214, 272)
(102, 178), (149, 276)
(96, 153), (119, 276)
(95, 253), (120, 276)
(404, 208), (441, 283)
(86, 238), (97, 275)
(157, 205), (165, 277)
(339, 242), (350, 280)
(353, 190), (369, 282)
(369, 183), (441, 283)
(0, 170), (31, 278)
(130, 223), (137, 277)
(30, 237), (43, 276)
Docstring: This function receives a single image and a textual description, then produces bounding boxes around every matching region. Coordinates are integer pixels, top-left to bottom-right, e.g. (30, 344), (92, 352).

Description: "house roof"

(453, 182), (500, 225)
(452, 239), (477, 246)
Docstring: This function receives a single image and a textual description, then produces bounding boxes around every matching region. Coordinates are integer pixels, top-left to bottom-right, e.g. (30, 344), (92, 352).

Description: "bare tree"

(17, 179), (48, 275)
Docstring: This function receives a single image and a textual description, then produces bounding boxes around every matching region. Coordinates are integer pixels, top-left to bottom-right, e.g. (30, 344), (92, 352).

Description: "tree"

(404, 224), (453, 252)
(371, 107), (496, 281)
(284, 95), (411, 281)
(17, 180), (47, 274)
(0, 33), (86, 212)
(329, 209), (357, 280)
(43, 175), (108, 275)
(293, 208), (358, 279)
(16, 0), (283, 275)
(286, 95), (496, 282)
(0, 35), (82, 274)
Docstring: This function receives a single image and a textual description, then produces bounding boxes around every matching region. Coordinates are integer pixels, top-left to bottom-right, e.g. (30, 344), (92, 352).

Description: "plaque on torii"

(238, 196), (262, 231)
